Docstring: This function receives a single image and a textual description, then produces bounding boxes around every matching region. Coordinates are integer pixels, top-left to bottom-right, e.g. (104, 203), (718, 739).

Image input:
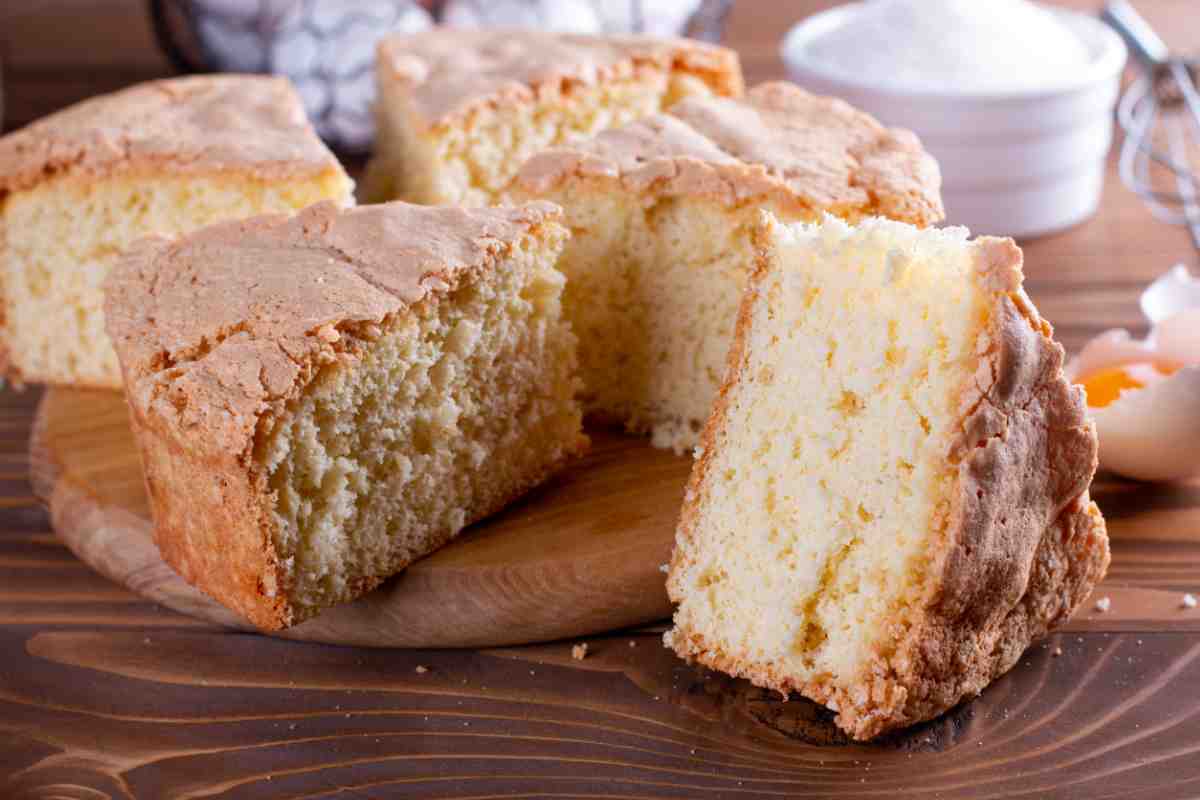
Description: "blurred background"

(2, 0), (1178, 136)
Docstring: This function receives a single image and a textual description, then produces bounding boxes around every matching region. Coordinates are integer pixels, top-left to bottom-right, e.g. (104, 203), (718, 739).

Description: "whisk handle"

(1102, 0), (1169, 69)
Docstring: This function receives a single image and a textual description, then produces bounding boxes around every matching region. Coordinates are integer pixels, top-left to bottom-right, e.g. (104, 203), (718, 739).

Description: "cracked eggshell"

(1071, 265), (1200, 482)
(1090, 366), (1200, 482)
(1141, 264), (1200, 323)
(1155, 308), (1200, 365)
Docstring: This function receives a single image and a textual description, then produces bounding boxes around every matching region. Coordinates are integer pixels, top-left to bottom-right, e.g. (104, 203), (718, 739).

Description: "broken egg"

(1068, 265), (1200, 482)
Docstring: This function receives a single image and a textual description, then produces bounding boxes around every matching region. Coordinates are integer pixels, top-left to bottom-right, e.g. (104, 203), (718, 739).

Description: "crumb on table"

(1094, 596), (1111, 613)
(1183, 593), (1197, 609)
(572, 643), (589, 660)
(414, 665), (429, 674)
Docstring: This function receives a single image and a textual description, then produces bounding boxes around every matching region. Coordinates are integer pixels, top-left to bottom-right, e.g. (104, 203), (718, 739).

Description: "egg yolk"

(1078, 363), (1178, 408)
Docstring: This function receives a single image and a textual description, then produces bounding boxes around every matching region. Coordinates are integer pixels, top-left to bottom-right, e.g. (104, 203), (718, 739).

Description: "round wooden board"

(29, 387), (688, 647)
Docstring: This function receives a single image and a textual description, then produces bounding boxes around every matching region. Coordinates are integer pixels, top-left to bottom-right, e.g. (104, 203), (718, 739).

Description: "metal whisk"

(1103, 0), (1200, 252)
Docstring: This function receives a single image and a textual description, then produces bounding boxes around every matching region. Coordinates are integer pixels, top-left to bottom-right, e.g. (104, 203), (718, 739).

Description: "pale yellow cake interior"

(538, 188), (772, 452)
(257, 225), (581, 615)
(668, 217), (989, 687)
(371, 71), (716, 207)
(2, 170), (353, 388)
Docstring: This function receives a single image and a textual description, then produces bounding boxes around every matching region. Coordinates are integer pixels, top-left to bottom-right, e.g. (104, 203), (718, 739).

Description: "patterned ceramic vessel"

(151, 0), (734, 153)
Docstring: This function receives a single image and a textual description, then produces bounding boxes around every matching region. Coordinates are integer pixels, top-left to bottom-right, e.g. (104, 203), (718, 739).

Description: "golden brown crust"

(134, 405), (291, 629)
(666, 231), (1107, 740)
(0, 75), (345, 197)
(513, 82), (944, 226)
(107, 200), (562, 462)
(377, 29), (744, 129)
(107, 200), (568, 630)
(0, 75), (350, 391)
(869, 241), (1106, 739)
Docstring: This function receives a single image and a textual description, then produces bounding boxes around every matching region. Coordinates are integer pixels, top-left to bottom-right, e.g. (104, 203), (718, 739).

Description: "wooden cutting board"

(29, 388), (689, 647)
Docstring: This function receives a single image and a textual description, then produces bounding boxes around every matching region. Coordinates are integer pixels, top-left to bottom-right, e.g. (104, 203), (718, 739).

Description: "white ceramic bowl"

(781, 4), (1127, 239)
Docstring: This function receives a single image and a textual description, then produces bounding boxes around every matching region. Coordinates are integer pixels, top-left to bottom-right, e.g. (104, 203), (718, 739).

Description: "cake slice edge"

(665, 218), (1108, 740)
(106, 201), (586, 631)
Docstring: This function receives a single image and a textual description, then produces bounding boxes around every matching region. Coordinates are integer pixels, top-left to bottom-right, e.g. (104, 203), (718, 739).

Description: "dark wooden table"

(4, 2), (1200, 797)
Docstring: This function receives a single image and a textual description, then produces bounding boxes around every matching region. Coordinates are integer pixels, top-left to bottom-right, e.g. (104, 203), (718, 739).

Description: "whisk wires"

(1107, 0), (1200, 251)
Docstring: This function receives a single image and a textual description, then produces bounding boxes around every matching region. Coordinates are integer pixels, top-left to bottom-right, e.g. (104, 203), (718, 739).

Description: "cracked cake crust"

(105, 200), (579, 630)
(665, 235), (1108, 740)
(0, 75), (346, 197)
(512, 82), (943, 226)
(0, 74), (353, 390)
(378, 29), (744, 130)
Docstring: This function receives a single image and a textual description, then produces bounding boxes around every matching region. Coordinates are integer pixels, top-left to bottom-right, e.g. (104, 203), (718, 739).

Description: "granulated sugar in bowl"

(783, 0), (1127, 237)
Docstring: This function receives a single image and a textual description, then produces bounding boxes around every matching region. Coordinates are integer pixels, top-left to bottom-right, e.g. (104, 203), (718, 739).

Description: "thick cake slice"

(366, 29), (743, 206)
(0, 75), (354, 389)
(105, 201), (585, 630)
(665, 216), (1108, 740)
(510, 82), (943, 452)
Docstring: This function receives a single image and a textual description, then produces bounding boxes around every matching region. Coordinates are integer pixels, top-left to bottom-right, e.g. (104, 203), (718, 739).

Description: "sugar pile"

(801, 0), (1092, 92)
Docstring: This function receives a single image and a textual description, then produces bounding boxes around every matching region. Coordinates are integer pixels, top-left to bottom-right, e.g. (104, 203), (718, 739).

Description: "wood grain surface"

(29, 387), (686, 647)
(4, 0), (1200, 797)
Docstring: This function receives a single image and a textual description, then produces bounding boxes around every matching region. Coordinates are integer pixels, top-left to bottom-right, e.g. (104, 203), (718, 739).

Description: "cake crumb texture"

(369, 29), (743, 206)
(0, 75), (353, 388)
(511, 82), (943, 453)
(665, 216), (1107, 739)
(106, 200), (584, 629)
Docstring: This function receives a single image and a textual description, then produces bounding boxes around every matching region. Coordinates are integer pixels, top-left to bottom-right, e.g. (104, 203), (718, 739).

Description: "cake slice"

(510, 82), (943, 452)
(665, 216), (1108, 740)
(0, 75), (354, 389)
(105, 200), (585, 630)
(366, 29), (743, 206)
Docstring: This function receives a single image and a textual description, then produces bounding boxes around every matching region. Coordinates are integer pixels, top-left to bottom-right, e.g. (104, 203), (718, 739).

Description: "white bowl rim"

(780, 2), (1128, 102)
